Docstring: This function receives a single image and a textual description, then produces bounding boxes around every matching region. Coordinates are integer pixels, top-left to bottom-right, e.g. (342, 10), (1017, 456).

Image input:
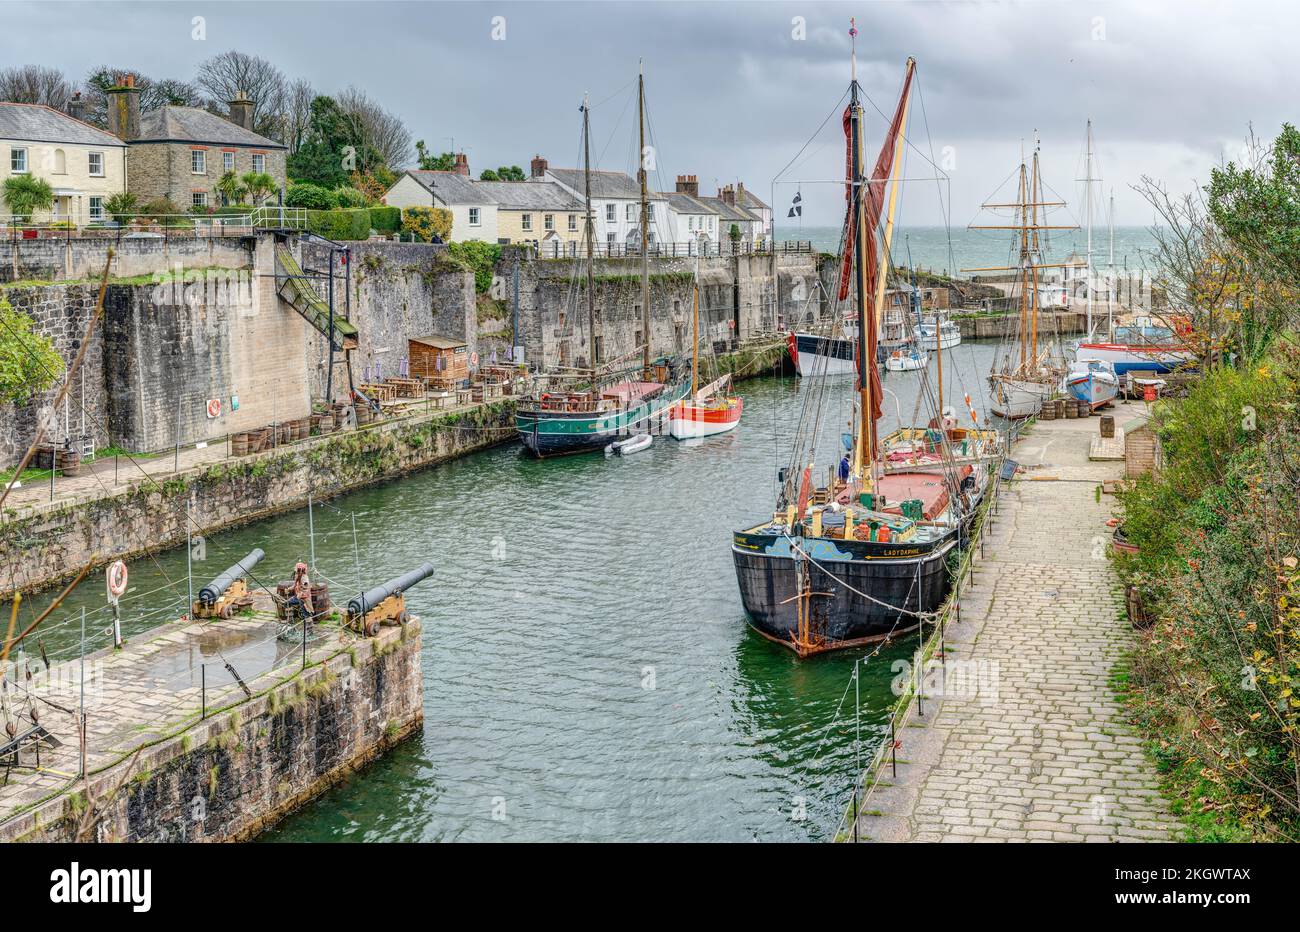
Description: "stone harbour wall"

(0, 400), (516, 598)
(1, 234), (255, 285)
(0, 620), (422, 843)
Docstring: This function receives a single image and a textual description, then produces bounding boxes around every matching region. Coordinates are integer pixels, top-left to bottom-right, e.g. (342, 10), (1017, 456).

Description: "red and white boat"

(669, 254), (744, 440)
(668, 378), (743, 439)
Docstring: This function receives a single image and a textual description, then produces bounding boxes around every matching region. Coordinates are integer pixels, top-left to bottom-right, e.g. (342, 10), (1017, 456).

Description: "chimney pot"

(227, 92), (255, 132)
(530, 154), (548, 179)
(453, 152), (470, 176)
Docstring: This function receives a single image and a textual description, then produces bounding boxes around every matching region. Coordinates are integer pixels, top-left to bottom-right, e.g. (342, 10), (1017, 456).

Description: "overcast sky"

(3, 0), (1294, 227)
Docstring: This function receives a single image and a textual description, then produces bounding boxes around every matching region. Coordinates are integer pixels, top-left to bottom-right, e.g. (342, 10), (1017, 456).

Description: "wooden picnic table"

(456, 388), (473, 407)
(359, 382), (396, 403)
(385, 377), (424, 399)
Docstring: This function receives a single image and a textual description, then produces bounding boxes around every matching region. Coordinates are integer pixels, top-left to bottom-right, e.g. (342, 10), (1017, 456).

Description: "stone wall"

(0, 400), (516, 597)
(1, 235), (255, 284)
(0, 620), (422, 843)
(505, 249), (820, 371)
(0, 283), (109, 465)
(299, 240), (476, 402)
(126, 143), (288, 208)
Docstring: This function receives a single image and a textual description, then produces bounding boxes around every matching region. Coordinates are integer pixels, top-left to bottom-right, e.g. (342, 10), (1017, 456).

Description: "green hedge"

(305, 208), (372, 241)
(369, 206), (401, 234)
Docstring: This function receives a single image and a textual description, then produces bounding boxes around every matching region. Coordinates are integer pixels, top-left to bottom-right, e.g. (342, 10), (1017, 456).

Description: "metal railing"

(529, 239), (812, 260)
(1, 212), (257, 243)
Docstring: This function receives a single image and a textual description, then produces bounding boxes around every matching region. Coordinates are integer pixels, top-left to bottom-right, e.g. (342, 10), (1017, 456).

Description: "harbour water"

(781, 225), (1160, 277)
(40, 341), (1003, 841)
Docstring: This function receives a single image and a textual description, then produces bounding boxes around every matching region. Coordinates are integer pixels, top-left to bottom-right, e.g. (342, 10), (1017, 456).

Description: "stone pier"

(853, 410), (1182, 842)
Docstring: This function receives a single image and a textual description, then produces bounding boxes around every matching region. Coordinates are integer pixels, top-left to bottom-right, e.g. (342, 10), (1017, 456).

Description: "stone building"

(104, 74), (287, 210)
(0, 101), (127, 224)
(384, 159), (500, 243)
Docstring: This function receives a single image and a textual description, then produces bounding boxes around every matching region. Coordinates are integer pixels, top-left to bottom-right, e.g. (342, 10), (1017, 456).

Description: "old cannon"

(193, 548), (265, 619)
(346, 562), (434, 636)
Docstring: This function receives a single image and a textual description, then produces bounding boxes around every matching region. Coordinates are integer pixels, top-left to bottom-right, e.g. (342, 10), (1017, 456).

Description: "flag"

(787, 191), (802, 219)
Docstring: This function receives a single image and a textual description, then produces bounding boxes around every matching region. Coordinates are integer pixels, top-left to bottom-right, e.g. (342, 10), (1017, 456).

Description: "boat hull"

(989, 376), (1053, 419)
(917, 327), (961, 350)
(516, 382), (689, 457)
(885, 351), (928, 372)
(1075, 342), (1193, 375)
(667, 398), (743, 439)
(788, 332), (856, 377)
(1065, 371), (1118, 409)
(732, 528), (957, 652)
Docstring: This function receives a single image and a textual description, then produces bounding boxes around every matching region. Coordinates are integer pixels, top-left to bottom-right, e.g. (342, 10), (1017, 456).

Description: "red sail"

(838, 65), (915, 428)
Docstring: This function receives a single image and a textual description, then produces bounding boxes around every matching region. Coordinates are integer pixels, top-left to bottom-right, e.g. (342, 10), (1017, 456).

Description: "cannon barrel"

(347, 562), (435, 617)
(198, 548), (265, 604)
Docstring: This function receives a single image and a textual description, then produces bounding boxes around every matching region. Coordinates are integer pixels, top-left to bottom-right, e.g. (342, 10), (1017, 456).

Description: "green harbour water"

(41, 342), (1002, 841)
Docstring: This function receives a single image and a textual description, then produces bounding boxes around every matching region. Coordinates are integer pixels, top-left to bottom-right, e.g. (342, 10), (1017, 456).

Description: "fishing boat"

(515, 66), (690, 457)
(1065, 356), (1119, 409)
(787, 329), (857, 377)
(973, 141), (1076, 419)
(917, 316), (961, 349)
(732, 47), (975, 656)
(1076, 318), (1194, 374)
(669, 254), (744, 439)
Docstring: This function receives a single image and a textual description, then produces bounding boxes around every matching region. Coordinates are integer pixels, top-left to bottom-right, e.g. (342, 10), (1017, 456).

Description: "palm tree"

(240, 172), (277, 207)
(2, 175), (54, 222)
(216, 171), (246, 207)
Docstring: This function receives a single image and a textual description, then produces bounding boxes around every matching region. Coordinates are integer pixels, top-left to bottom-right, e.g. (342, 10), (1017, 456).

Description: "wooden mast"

(582, 94), (597, 373)
(1029, 150), (1041, 364)
(638, 61), (651, 379)
(691, 252), (700, 398)
(1017, 162), (1029, 370)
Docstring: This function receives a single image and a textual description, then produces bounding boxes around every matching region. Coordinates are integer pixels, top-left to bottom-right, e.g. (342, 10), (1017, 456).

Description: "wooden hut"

(1123, 418), (1163, 479)
(409, 335), (469, 388)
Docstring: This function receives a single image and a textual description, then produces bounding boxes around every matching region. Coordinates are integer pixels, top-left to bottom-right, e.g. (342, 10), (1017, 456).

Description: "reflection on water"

(31, 342), (1003, 841)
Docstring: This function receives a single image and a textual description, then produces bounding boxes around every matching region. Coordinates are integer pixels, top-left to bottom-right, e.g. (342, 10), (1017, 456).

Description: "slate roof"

(545, 167), (646, 200)
(659, 191), (717, 215)
(695, 196), (759, 223)
(134, 106), (286, 149)
(475, 180), (583, 211)
(0, 102), (126, 147)
(404, 170), (495, 206)
(737, 188), (770, 211)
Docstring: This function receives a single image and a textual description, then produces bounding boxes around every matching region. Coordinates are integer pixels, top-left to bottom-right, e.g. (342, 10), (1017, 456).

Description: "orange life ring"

(107, 560), (128, 598)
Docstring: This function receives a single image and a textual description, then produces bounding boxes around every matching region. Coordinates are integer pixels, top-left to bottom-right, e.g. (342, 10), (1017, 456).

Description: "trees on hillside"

(0, 65), (74, 108)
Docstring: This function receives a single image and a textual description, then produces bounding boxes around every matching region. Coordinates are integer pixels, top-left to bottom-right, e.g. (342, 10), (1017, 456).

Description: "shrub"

(306, 208), (372, 241)
(285, 182), (336, 211)
(2, 175), (54, 220)
(333, 186), (369, 209)
(140, 197), (181, 217)
(368, 205), (401, 234)
(104, 192), (138, 223)
(401, 206), (452, 243)
(447, 240), (502, 293)
(0, 296), (64, 404)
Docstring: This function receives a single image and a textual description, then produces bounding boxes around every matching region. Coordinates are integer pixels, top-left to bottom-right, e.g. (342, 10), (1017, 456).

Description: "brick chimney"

(453, 152), (470, 176)
(66, 92), (86, 123)
(719, 184), (736, 206)
(105, 73), (140, 141)
(530, 154), (548, 179)
(675, 174), (698, 197)
(227, 90), (254, 131)
(737, 181), (747, 207)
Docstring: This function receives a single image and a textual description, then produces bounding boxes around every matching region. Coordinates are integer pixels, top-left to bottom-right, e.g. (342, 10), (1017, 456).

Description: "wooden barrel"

(356, 404), (373, 426)
(1064, 398), (1078, 418)
(55, 448), (82, 476)
(275, 582), (293, 619)
(1100, 415), (1115, 438)
(311, 413), (334, 434)
(310, 583), (331, 617)
(232, 433), (250, 456)
(1078, 399), (1091, 418)
(252, 427), (272, 452)
(1039, 401), (1055, 420)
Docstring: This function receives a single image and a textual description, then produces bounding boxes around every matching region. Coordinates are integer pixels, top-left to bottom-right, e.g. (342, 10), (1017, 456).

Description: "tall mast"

(850, 49), (871, 471)
(582, 94), (597, 372)
(1017, 161), (1029, 370)
(1084, 119), (1094, 336)
(638, 60), (650, 378)
(1107, 187), (1115, 333)
(691, 251), (700, 397)
(1029, 149), (1042, 364)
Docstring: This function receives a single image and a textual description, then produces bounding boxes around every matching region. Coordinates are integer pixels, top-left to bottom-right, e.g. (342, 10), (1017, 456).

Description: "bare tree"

(194, 50), (288, 140)
(0, 65), (74, 108)
(335, 86), (413, 169)
(283, 78), (315, 155)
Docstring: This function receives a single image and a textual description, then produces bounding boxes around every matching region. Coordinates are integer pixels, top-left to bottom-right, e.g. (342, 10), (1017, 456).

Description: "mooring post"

(308, 492), (316, 570)
(174, 389), (181, 474)
(891, 717), (897, 778)
(852, 783), (859, 843)
(79, 608), (86, 778)
(301, 616), (308, 670)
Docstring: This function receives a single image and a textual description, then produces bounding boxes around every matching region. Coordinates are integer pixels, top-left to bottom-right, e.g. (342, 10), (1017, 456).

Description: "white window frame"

(626, 204), (636, 222)
(606, 232), (616, 243)
(88, 151), (104, 176)
(251, 153), (265, 173)
(191, 150), (206, 174)
(223, 151), (234, 172)
(11, 147), (27, 173)
(468, 207), (481, 226)
(89, 196), (104, 221)
(605, 204), (615, 223)
(543, 214), (554, 231)
(568, 214), (577, 232)
(521, 213), (532, 231)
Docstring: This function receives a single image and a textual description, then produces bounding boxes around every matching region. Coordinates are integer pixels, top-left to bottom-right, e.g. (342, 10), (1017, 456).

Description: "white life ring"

(206, 398), (222, 419)
(107, 560), (128, 599)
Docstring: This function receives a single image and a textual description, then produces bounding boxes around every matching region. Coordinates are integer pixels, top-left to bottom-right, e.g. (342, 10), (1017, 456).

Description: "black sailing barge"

(732, 48), (970, 656)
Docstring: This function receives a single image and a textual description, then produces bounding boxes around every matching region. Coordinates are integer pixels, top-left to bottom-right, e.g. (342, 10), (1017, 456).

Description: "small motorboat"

(1065, 357), (1119, 410)
(885, 345), (929, 372)
(605, 433), (653, 456)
